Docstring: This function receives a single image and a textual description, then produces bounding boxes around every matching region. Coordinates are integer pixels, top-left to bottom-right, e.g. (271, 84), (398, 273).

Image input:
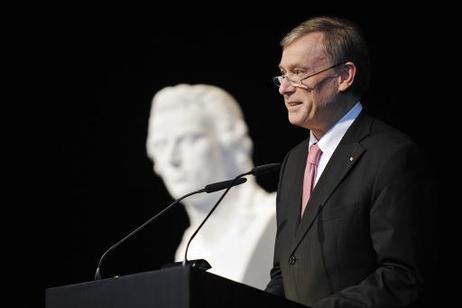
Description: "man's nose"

(279, 79), (295, 95)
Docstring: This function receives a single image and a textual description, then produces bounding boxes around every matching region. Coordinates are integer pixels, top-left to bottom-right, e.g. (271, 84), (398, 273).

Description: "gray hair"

(281, 16), (370, 98)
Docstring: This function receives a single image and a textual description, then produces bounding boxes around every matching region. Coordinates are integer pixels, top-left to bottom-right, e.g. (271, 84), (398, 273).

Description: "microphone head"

(252, 163), (281, 176)
(203, 177), (247, 193)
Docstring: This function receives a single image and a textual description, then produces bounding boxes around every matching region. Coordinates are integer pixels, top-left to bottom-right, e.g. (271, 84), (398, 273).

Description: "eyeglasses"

(273, 62), (345, 88)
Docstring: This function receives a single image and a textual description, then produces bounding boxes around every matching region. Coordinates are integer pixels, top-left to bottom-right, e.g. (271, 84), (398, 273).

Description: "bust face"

(147, 109), (228, 199)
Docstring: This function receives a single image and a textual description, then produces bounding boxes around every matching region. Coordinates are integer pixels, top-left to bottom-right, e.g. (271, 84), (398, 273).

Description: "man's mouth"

(286, 101), (302, 107)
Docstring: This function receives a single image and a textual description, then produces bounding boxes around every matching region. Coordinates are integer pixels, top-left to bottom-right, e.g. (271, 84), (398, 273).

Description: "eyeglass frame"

(273, 62), (346, 88)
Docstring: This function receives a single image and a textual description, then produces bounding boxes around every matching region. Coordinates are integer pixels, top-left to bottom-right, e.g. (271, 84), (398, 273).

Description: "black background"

(14, 5), (450, 307)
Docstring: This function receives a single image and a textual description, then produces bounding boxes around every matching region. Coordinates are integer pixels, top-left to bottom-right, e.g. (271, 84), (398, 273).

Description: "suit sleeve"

(314, 143), (433, 308)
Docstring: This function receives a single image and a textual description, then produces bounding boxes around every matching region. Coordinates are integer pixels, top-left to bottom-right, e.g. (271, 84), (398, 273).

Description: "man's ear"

(338, 61), (356, 92)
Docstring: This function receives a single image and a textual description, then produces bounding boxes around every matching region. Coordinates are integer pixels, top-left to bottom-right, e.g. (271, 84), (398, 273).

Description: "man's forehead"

(282, 35), (324, 56)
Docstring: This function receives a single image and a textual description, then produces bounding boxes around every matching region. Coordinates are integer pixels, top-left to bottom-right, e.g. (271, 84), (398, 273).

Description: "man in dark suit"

(265, 16), (434, 307)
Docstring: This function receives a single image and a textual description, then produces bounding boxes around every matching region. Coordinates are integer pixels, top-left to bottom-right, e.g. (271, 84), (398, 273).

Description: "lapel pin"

(349, 156), (354, 161)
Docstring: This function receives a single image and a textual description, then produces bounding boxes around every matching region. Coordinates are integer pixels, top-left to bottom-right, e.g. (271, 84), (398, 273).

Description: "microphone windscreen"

(204, 177), (247, 193)
(252, 163), (281, 176)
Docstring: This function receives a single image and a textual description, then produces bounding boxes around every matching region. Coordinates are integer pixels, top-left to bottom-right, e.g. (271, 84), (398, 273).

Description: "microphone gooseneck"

(94, 188), (202, 280)
(182, 163), (280, 266)
(94, 177), (249, 280)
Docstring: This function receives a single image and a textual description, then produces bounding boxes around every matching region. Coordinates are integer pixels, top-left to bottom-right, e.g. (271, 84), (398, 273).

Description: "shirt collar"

(309, 102), (363, 156)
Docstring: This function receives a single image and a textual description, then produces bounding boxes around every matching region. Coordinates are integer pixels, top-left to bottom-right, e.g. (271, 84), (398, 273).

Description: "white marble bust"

(146, 84), (276, 290)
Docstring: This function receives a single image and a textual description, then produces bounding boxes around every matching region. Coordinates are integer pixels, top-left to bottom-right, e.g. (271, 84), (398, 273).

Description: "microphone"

(94, 177), (248, 280)
(204, 178), (247, 193)
(182, 163), (280, 266)
(251, 162), (281, 176)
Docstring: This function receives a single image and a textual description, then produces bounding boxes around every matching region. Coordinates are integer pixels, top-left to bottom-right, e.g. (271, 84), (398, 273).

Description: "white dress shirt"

(309, 102), (363, 185)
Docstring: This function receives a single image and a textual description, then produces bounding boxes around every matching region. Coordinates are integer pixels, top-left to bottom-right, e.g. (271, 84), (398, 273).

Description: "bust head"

(146, 84), (253, 199)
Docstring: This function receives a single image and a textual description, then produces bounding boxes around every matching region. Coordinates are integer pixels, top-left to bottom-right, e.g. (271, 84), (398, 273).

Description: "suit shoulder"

(365, 116), (419, 152)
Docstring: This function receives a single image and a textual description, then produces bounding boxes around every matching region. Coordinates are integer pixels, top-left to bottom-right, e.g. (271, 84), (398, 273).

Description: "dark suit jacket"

(266, 112), (434, 308)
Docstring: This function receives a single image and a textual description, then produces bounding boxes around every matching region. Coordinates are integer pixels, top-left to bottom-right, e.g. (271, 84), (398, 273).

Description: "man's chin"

(288, 117), (303, 127)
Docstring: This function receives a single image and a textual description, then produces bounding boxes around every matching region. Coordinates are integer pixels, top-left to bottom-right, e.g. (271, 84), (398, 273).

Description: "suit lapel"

(286, 139), (309, 238)
(290, 112), (372, 254)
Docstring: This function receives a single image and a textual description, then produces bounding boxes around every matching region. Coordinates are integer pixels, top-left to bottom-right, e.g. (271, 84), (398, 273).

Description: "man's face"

(147, 109), (228, 199)
(278, 32), (340, 132)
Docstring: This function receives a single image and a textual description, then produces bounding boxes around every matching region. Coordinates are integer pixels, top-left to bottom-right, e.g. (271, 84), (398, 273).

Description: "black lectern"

(46, 266), (307, 308)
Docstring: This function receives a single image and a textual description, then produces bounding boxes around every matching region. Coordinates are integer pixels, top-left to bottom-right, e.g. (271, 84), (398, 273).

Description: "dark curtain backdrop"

(16, 6), (449, 307)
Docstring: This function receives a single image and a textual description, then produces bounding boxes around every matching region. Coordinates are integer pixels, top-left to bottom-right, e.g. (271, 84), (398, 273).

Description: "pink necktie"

(301, 143), (322, 217)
